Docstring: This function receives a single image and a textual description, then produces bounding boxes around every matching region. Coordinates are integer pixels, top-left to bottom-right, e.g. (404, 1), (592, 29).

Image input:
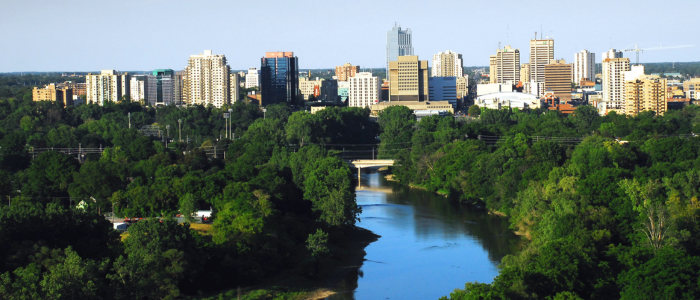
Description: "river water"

(329, 171), (520, 300)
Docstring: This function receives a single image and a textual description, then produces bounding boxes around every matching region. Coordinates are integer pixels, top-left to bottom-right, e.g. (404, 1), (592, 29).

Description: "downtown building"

(183, 50), (230, 108)
(130, 75), (146, 103)
(625, 75), (667, 116)
(529, 38), (555, 83)
(386, 24), (414, 76)
(574, 49), (595, 85)
(601, 52), (630, 114)
(348, 72), (380, 108)
(85, 70), (130, 106)
(146, 69), (176, 106)
(260, 51), (299, 106)
(245, 68), (260, 89)
(432, 50), (463, 78)
(544, 59), (573, 102)
(490, 46), (520, 84)
(335, 63), (360, 81)
(33, 84), (73, 107)
(388, 55), (429, 102)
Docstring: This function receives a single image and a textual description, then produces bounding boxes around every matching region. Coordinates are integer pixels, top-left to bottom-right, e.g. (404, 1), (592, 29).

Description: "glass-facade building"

(386, 24), (414, 76)
(260, 52), (299, 106)
(429, 77), (457, 102)
(146, 69), (175, 106)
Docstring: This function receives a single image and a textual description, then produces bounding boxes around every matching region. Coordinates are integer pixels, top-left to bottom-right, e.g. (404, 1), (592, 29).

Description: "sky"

(1, 0), (699, 72)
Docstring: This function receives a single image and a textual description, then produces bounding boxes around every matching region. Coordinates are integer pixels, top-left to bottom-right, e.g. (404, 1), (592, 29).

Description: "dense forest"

(374, 105), (700, 299)
(0, 88), (380, 298)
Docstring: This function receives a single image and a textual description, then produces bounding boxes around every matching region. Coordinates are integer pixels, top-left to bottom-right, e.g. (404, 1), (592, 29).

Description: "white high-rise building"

(349, 72), (380, 108)
(183, 50), (230, 108)
(230, 73), (241, 103)
(494, 46), (520, 84)
(574, 50), (595, 84)
(245, 68), (260, 89)
(85, 70), (130, 106)
(602, 57), (631, 114)
(130, 75), (146, 102)
(602, 49), (623, 60)
(432, 50), (463, 77)
(530, 38), (554, 83)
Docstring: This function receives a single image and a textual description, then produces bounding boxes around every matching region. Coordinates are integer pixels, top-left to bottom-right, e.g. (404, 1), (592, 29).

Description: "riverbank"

(192, 226), (379, 300)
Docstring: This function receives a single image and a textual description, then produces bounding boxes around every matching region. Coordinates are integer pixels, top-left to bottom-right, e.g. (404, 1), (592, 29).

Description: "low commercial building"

(474, 92), (542, 110)
(370, 101), (454, 116)
(33, 84), (73, 107)
(245, 68), (260, 89)
(477, 83), (512, 96)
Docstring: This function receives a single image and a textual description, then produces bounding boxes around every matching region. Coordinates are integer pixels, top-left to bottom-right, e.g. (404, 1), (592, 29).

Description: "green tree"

(378, 105), (416, 159)
(306, 229), (329, 258)
(179, 193), (198, 222)
(468, 105), (481, 117)
(22, 151), (79, 201)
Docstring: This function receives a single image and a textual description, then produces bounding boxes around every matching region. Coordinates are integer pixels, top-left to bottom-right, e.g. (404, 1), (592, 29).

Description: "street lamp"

(128, 112), (131, 129)
(263, 108), (267, 119)
(178, 119), (182, 142)
(223, 113), (230, 140)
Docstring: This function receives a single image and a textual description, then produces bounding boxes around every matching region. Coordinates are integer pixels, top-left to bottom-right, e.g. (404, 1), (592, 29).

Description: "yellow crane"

(623, 43), (694, 65)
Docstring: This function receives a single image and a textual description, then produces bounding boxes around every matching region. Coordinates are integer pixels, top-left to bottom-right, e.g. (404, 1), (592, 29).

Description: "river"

(329, 171), (520, 300)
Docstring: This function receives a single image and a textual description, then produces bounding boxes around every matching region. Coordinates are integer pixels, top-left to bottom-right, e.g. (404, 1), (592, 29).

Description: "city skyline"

(1, 0), (698, 72)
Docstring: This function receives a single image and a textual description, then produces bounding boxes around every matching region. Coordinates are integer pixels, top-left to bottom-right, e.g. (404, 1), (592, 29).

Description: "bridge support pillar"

(358, 167), (361, 181)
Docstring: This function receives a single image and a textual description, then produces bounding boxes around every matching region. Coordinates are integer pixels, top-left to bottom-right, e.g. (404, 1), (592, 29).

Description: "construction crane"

(623, 43), (694, 65)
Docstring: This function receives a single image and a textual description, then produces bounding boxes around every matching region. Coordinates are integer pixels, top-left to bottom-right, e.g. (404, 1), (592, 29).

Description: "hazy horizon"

(1, 0), (698, 72)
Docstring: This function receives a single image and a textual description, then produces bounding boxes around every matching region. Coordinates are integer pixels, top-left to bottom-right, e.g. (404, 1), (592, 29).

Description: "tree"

(179, 193), (198, 222)
(0, 132), (30, 171)
(378, 105), (416, 159)
(68, 160), (122, 211)
(22, 151), (79, 201)
(306, 229), (329, 258)
(286, 111), (322, 147)
(468, 105), (481, 117)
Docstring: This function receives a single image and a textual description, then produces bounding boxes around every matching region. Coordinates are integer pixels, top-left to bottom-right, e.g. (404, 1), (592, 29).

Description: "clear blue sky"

(1, 0), (698, 72)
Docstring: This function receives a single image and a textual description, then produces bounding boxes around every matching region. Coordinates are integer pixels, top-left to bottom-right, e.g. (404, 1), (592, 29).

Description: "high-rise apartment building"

(432, 50), (463, 77)
(335, 63), (360, 81)
(388, 55), (429, 102)
(348, 72), (380, 108)
(183, 50), (230, 108)
(386, 24), (413, 76)
(574, 50), (595, 85)
(544, 59), (573, 102)
(245, 68), (260, 89)
(85, 70), (130, 106)
(602, 57), (631, 113)
(625, 76), (667, 116)
(520, 63), (530, 84)
(130, 75), (146, 102)
(494, 46), (520, 84)
(33, 84), (73, 107)
(260, 51), (299, 106)
(529, 38), (555, 83)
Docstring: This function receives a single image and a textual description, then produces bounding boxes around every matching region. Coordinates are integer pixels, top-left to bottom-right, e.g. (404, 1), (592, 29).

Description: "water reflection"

(329, 171), (520, 300)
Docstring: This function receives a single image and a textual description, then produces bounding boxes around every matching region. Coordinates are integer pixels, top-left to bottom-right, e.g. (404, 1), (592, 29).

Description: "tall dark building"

(260, 52), (299, 106)
(146, 69), (175, 106)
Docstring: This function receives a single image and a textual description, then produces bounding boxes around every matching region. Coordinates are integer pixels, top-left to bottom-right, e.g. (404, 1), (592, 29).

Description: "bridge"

(347, 159), (395, 179)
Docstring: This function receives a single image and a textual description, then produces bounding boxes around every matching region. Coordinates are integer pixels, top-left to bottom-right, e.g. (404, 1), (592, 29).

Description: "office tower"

(335, 63), (360, 81)
(33, 84), (73, 107)
(529, 38), (555, 83)
(574, 50), (595, 85)
(348, 72), (380, 107)
(625, 75), (667, 116)
(432, 50), (463, 77)
(260, 51), (299, 106)
(544, 59), (573, 102)
(520, 63), (530, 84)
(602, 49), (623, 60)
(429, 77), (457, 101)
(386, 24), (414, 76)
(183, 50), (230, 108)
(130, 75), (146, 102)
(85, 70), (130, 106)
(388, 55), (429, 102)
(602, 57), (631, 113)
(489, 55), (497, 83)
(145, 69), (175, 106)
(245, 68), (260, 89)
(494, 46), (520, 84)
(456, 76), (469, 99)
(230, 73), (241, 103)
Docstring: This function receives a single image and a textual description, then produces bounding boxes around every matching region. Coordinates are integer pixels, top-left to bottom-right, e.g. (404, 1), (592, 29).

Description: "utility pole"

(228, 108), (233, 139)
(178, 119), (182, 142)
(128, 112), (131, 129)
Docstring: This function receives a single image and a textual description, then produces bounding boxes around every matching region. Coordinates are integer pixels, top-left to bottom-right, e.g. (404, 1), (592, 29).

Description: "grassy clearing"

(189, 223), (214, 235)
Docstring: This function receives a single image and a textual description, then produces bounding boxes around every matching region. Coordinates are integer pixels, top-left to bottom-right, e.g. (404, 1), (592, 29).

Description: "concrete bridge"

(347, 159), (395, 179)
